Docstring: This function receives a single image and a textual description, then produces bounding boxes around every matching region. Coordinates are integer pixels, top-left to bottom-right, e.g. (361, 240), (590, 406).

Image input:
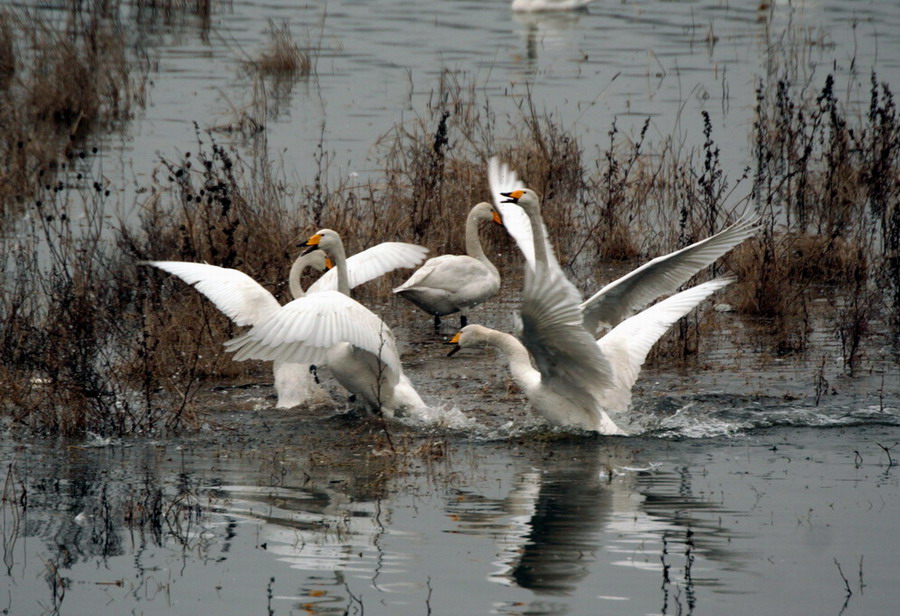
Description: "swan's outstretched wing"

(488, 157), (537, 268)
(598, 276), (735, 392)
(580, 216), (759, 334)
(308, 242), (428, 293)
(488, 158), (563, 274)
(143, 261), (281, 326)
(520, 264), (614, 405)
(224, 290), (401, 374)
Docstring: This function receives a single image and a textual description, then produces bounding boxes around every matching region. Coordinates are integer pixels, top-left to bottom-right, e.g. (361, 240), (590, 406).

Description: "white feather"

(309, 242), (428, 293)
(225, 290), (401, 376)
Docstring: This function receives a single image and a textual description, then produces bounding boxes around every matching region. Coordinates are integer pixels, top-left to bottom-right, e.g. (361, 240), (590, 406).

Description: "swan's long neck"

(330, 239), (351, 297)
(288, 252), (319, 299)
(482, 329), (541, 392)
(526, 202), (550, 270)
(464, 210), (497, 273)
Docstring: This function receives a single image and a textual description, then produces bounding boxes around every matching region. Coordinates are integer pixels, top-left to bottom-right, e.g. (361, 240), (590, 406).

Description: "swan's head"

(500, 188), (542, 215)
(471, 201), (504, 226)
(301, 228), (344, 258)
(446, 324), (492, 356)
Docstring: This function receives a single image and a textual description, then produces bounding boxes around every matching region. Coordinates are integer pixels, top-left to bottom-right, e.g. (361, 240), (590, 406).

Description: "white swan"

(487, 157), (759, 333)
(225, 229), (427, 418)
(393, 202), (502, 332)
(449, 264), (735, 435)
(144, 240), (427, 409)
(512, 0), (594, 13)
(467, 158), (758, 433)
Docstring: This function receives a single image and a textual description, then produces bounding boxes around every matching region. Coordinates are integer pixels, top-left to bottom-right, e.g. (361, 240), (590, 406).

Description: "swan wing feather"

(143, 261), (280, 326)
(488, 157), (562, 274)
(520, 264), (614, 401)
(308, 242), (428, 293)
(224, 290), (401, 374)
(580, 216), (759, 333)
(488, 157), (537, 270)
(598, 276), (735, 391)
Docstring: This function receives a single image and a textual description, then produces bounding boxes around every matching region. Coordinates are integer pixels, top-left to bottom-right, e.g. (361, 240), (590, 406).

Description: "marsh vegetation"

(0, 2), (898, 437)
(1, 4), (899, 615)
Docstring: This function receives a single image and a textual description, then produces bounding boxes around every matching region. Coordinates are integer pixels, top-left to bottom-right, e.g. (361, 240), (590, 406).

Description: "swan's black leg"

(433, 314), (441, 334)
(460, 314), (468, 328)
(309, 364), (320, 384)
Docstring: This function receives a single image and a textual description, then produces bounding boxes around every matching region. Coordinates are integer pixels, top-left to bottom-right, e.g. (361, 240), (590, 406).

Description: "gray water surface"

(51, 0), (900, 214)
(4, 1), (900, 614)
(3, 414), (899, 615)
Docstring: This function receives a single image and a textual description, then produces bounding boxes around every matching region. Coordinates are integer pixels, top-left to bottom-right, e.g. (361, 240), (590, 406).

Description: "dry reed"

(2, 11), (899, 436)
(245, 20), (312, 77)
(0, 5), (147, 227)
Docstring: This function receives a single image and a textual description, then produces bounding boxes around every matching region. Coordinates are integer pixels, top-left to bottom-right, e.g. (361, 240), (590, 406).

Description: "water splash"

(399, 390), (900, 441)
(632, 395), (900, 439)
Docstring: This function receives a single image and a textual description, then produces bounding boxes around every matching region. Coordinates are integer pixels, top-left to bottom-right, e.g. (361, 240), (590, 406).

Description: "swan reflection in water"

(512, 9), (589, 64)
(446, 441), (745, 598)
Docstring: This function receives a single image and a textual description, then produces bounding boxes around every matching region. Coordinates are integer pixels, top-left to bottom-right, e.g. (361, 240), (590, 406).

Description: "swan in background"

(512, 0), (594, 13)
(225, 229), (427, 418)
(487, 157), (759, 333)
(393, 202), (503, 333)
(449, 264), (735, 434)
(511, 1), (589, 64)
(144, 240), (427, 409)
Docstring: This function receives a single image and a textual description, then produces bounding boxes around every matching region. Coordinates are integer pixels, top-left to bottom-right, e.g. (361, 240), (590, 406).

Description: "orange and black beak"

(500, 189), (524, 204)
(446, 331), (462, 357)
(492, 209), (503, 225)
(300, 233), (322, 256)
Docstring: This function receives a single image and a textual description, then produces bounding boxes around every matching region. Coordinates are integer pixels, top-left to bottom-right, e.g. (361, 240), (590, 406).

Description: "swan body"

(144, 240), (427, 409)
(225, 229), (427, 417)
(451, 267), (734, 434)
(512, 0), (594, 13)
(325, 343), (425, 414)
(393, 202), (502, 331)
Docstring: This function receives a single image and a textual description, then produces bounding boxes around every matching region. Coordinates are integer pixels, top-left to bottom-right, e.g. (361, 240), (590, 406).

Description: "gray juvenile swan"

(393, 202), (502, 332)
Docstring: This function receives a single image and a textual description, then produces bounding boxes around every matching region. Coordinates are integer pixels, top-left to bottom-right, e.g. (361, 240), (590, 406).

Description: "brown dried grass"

(3, 25), (900, 435)
(0, 6), (146, 226)
(247, 20), (312, 77)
